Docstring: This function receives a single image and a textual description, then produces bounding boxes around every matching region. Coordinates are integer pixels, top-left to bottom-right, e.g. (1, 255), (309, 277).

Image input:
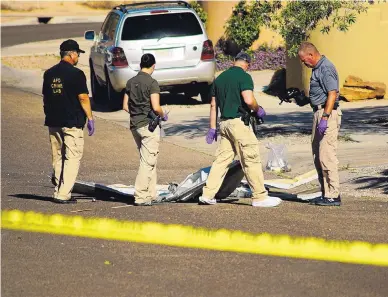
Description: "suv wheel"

(184, 89), (199, 98)
(90, 63), (106, 104)
(105, 70), (123, 111)
(199, 85), (211, 104)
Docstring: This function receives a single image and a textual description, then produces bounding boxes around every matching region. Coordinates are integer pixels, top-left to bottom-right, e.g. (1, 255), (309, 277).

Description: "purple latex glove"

(256, 106), (266, 118)
(206, 128), (217, 144)
(87, 119), (95, 136)
(317, 118), (328, 136)
(162, 113), (168, 121)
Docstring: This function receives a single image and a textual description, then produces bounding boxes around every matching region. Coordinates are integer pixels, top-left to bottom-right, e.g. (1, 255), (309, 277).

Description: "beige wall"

(289, 3), (388, 98)
(200, 0), (284, 48)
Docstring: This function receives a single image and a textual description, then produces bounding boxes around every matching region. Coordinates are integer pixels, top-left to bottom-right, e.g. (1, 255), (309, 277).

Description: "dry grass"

(1, 55), (60, 71)
(80, 1), (123, 10)
(1, 2), (36, 12)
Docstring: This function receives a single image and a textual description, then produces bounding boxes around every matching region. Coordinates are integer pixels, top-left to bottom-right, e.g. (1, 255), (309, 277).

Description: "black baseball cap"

(235, 52), (251, 64)
(60, 39), (85, 53)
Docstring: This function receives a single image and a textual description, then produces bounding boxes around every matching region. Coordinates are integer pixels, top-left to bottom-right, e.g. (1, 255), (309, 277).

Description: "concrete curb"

(1, 15), (106, 27)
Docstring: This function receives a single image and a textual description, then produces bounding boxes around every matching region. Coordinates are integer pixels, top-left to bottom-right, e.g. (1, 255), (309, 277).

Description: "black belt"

(220, 117), (239, 120)
(312, 102), (339, 112)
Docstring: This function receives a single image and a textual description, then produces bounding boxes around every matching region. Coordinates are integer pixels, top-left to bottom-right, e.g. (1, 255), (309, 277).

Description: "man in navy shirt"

(42, 39), (95, 204)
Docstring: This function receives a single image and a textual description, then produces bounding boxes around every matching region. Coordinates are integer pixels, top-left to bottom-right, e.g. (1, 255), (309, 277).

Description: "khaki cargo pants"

(131, 125), (161, 204)
(312, 108), (342, 198)
(49, 127), (84, 200)
(203, 118), (268, 201)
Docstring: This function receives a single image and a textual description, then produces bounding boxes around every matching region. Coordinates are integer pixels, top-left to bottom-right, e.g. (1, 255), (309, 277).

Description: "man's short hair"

(298, 42), (319, 55)
(60, 51), (72, 59)
(140, 53), (156, 69)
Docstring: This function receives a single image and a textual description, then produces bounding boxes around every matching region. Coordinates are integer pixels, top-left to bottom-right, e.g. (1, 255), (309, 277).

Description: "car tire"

(105, 69), (123, 111)
(184, 89), (199, 98)
(199, 85), (211, 104)
(169, 89), (183, 96)
(90, 63), (106, 104)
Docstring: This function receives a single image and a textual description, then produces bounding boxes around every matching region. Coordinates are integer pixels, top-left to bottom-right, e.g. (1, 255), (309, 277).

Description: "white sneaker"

(198, 196), (217, 205)
(252, 197), (282, 207)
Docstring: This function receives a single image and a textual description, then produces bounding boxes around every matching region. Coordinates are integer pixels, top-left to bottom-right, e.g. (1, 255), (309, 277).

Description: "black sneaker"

(315, 196), (341, 206)
(308, 196), (324, 205)
(52, 197), (77, 204)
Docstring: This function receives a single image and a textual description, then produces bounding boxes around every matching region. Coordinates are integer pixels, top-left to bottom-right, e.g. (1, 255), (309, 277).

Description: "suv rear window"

(121, 12), (203, 40)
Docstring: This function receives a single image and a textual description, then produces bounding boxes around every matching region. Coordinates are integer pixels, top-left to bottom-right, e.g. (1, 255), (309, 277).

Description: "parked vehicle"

(84, 1), (216, 108)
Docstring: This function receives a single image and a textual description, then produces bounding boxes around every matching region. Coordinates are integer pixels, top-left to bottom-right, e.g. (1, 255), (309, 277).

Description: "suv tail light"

(151, 10), (168, 14)
(201, 40), (215, 61)
(112, 47), (128, 67)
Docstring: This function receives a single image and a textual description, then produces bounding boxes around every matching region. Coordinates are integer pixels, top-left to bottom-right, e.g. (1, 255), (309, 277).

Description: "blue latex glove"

(256, 106), (266, 118)
(317, 118), (328, 136)
(87, 119), (95, 136)
(206, 128), (217, 144)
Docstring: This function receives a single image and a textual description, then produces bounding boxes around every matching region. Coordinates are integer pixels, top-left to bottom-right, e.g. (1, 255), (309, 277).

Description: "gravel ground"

(340, 165), (388, 199)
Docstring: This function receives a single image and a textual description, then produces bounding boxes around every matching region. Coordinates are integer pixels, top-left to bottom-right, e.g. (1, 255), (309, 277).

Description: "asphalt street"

(2, 24), (388, 296)
(1, 23), (102, 47)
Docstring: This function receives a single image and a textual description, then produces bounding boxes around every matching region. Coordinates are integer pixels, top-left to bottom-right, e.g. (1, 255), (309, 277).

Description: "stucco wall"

(200, 0), (284, 49)
(288, 3), (388, 99)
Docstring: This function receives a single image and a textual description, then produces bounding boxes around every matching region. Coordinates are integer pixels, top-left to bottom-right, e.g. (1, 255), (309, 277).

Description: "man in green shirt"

(123, 54), (168, 206)
(199, 52), (281, 207)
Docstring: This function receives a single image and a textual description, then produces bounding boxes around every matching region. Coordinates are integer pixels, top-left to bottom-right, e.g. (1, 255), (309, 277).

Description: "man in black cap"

(42, 39), (95, 204)
(199, 52), (281, 207)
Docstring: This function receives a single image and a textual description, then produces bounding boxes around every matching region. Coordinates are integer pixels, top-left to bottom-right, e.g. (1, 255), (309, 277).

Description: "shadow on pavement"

(90, 93), (206, 113)
(160, 93), (205, 106)
(164, 105), (388, 139)
(9, 193), (135, 204)
(9, 194), (53, 202)
(353, 169), (388, 195)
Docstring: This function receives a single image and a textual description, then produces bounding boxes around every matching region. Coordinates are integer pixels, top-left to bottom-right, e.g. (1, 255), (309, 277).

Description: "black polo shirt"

(125, 71), (160, 130)
(42, 60), (89, 128)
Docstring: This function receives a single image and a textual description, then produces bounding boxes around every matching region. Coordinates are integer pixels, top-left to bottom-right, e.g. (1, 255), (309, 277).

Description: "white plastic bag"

(265, 143), (291, 172)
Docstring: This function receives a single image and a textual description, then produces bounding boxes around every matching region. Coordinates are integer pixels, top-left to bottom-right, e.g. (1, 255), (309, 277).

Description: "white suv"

(84, 1), (216, 108)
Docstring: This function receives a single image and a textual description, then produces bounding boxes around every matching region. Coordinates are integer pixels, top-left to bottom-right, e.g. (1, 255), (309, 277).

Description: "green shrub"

(222, 0), (369, 57)
(224, 1), (280, 51)
(190, 1), (207, 24)
(269, 1), (369, 57)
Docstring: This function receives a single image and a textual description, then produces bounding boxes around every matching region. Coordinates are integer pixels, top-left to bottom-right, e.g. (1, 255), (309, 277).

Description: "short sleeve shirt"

(42, 60), (89, 128)
(126, 71), (160, 130)
(211, 66), (253, 119)
(309, 56), (339, 106)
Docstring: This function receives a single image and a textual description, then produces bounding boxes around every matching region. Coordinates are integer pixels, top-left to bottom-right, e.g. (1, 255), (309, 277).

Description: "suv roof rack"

(113, 1), (191, 13)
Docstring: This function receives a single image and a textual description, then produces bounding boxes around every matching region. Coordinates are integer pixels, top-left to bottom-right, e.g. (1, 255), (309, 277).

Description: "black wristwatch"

(322, 112), (331, 118)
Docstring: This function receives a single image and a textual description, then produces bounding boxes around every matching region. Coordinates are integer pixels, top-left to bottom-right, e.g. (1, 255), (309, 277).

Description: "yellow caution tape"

(2, 209), (388, 266)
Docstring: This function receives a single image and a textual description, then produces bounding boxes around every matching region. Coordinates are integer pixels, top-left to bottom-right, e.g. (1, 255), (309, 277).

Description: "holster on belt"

(238, 106), (263, 137)
(147, 110), (161, 132)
